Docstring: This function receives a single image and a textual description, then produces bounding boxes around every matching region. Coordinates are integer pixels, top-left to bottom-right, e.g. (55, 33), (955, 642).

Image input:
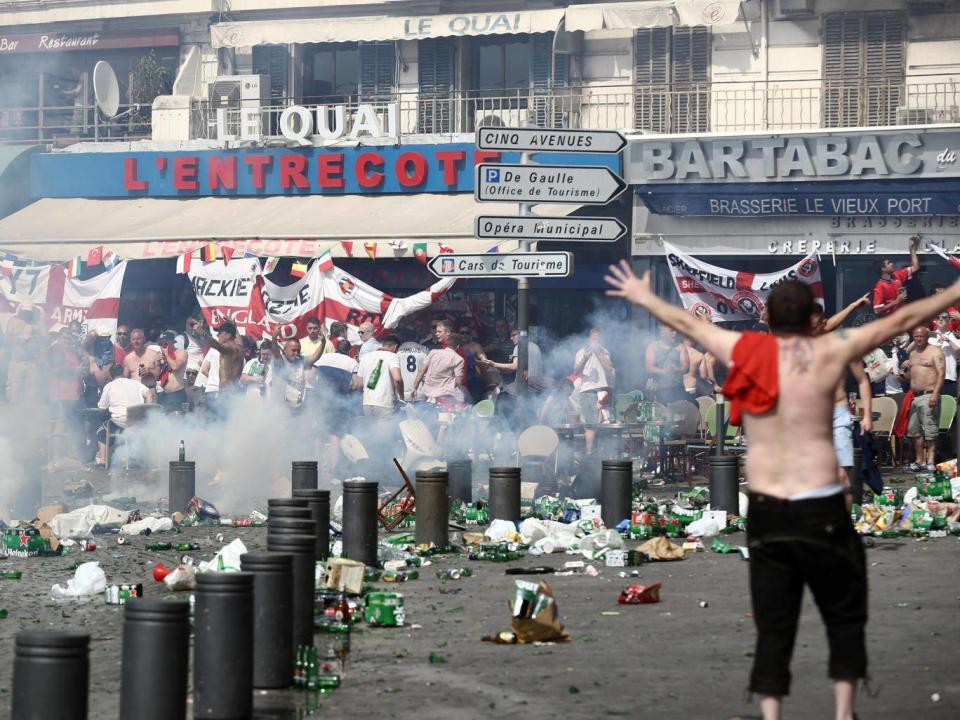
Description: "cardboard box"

(325, 558), (365, 594)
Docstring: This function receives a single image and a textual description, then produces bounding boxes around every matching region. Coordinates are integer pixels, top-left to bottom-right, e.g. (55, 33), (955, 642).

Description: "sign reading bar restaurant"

(0, 27), (178, 54)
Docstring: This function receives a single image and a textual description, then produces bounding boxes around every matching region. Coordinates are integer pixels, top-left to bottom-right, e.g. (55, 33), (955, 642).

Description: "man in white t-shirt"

(354, 335), (403, 418)
(200, 347), (221, 416)
(573, 327), (616, 454)
(96, 364), (151, 465)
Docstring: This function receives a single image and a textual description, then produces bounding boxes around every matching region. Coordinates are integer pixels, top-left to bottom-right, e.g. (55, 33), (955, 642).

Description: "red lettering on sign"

(317, 154), (344, 188)
(396, 152), (427, 187)
(473, 150), (501, 165)
(173, 156), (199, 190)
(435, 150), (465, 187)
(244, 155), (272, 189)
(123, 158), (148, 191)
(208, 156), (237, 190)
(355, 152), (384, 188)
(280, 154), (309, 189)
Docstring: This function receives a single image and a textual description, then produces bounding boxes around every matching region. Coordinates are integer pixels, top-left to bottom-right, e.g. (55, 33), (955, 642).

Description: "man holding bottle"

(354, 334), (404, 418)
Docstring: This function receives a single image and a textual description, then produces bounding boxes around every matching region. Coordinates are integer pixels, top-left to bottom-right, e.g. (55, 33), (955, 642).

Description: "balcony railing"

(3, 75), (957, 145)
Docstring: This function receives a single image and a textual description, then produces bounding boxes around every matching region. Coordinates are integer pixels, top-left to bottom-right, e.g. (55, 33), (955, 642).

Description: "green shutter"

(252, 45), (289, 102)
(417, 38), (455, 133)
(359, 41), (395, 102)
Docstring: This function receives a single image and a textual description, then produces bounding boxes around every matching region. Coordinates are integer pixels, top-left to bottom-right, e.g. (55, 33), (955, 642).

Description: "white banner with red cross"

(0, 260), (127, 335)
(663, 242), (823, 323)
(189, 258), (455, 341)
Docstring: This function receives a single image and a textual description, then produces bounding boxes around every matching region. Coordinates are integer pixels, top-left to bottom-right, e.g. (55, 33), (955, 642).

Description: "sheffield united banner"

(663, 242), (823, 323)
(189, 259), (455, 340)
(0, 261), (127, 334)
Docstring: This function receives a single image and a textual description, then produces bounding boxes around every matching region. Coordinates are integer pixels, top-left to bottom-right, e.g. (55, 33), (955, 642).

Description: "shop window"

(822, 12), (905, 128)
(633, 26), (710, 133)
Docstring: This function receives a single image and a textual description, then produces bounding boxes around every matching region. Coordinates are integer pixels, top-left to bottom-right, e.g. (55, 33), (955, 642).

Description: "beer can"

(364, 591), (405, 627)
(105, 583), (143, 605)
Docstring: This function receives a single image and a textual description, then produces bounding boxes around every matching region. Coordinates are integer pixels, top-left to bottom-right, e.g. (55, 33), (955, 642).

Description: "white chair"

(515, 425), (561, 493)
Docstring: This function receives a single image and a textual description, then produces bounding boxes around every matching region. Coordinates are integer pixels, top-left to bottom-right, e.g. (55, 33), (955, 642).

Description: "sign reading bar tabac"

(475, 215), (626, 242)
(427, 252), (573, 278)
(475, 164), (627, 204)
(477, 127), (627, 154)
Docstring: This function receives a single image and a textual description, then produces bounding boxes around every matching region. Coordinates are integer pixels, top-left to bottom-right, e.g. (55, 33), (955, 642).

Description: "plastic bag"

(164, 564), (197, 591)
(49, 505), (129, 538)
(51, 561), (106, 598)
(685, 517), (722, 538)
(198, 538), (247, 573)
(119, 516), (174, 536)
(579, 529), (624, 559)
(485, 519), (521, 543)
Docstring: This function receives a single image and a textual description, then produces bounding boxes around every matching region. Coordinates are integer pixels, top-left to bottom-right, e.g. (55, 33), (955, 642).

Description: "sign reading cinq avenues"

(625, 126), (960, 184)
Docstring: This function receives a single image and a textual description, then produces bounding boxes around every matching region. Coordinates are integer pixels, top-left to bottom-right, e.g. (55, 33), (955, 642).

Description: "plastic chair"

(515, 425), (560, 493)
(474, 398), (495, 418)
(869, 395), (898, 467)
(696, 396), (715, 438)
(614, 394), (637, 422)
(938, 395), (957, 431)
(704, 401), (738, 440)
(664, 401), (701, 483)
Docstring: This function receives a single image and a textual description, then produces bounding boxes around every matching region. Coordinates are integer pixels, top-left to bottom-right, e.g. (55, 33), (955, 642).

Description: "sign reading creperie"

(0, 28), (178, 54)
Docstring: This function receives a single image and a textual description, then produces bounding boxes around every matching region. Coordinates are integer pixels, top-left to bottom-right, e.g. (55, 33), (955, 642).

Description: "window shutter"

(359, 41), (395, 102)
(822, 13), (863, 127)
(531, 32), (562, 127)
(252, 45), (289, 103)
(864, 12), (904, 126)
(670, 27), (710, 132)
(634, 28), (670, 132)
(417, 38), (455, 133)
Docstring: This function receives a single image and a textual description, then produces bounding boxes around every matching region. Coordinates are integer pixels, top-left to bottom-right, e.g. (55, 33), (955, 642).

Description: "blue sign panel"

(30, 144), (620, 199)
(636, 179), (960, 217)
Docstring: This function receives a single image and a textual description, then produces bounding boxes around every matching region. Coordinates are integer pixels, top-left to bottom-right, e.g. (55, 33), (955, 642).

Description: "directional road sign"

(475, 215), (627, 243)
(427, 252), (573, 279)
(476, 127), (627, 154)
(475, 164), (627, 205)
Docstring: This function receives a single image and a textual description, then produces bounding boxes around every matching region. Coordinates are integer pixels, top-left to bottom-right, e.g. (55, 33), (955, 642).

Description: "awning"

(211, 8), (565, 48)
(565, 0), (742, 32)
(0, 194), (544, 262)
(0, 144), (43, 220)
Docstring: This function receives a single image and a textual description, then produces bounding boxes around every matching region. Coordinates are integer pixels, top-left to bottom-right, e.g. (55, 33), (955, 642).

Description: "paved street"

(1, 521), (957, 719)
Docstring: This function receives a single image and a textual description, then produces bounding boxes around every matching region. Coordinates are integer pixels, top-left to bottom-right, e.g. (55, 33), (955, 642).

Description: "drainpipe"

(761, 0), (770, 130)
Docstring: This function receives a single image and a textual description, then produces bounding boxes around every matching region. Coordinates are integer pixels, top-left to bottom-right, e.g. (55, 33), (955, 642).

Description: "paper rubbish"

(635, 537), (685, 561)
(120, 516), (175, 536)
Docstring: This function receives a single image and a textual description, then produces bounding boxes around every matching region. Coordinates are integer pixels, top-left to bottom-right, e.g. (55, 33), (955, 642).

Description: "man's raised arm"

(824, 293), (870, 333)
(605, 261), (740, 365)
(840, 279), (960, 361)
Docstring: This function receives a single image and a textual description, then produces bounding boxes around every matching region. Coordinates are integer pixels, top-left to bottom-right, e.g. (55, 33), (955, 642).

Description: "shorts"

(832, 405), (854, 468)
(907, 393), (939, 441)
(578, 390), (600, 425)
(363, 405), (394, 419)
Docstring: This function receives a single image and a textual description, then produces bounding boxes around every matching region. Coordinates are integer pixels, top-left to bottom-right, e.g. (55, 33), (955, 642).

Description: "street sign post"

(475, 215), (627, 243)
(475, 164), (627, 205)
(476, 127), (627, 154)
(426, 252), (573, 279)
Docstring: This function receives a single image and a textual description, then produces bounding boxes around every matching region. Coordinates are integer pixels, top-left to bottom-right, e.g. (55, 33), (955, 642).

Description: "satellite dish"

(93, 60), (120, 118)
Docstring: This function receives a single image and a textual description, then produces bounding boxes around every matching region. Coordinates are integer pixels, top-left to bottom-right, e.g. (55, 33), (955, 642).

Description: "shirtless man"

(122, 328), (161, 399)
(902, 326), (945, 471)
(187, 319), (245, 395)
(605, 259), (960, 720)
(158, 330), (188, 411)
(645, 324), (688, 404)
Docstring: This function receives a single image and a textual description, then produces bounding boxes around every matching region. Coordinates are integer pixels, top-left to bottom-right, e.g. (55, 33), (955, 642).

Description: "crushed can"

(105, 583), (143, 605)
(618, 582), (662, 604)
(364, 591), (405, 627)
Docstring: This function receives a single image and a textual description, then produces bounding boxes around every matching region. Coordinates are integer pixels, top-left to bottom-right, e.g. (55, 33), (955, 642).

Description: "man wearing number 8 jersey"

(398, 341), (428, 401)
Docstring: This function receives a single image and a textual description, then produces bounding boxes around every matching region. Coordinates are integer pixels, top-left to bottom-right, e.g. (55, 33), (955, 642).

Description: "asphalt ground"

(0, 519), (958, 720)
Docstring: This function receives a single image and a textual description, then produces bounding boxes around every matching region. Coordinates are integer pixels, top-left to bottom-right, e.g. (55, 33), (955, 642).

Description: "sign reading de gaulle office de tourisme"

(475, 164), (627, 204)
(626, 126), (960, 218)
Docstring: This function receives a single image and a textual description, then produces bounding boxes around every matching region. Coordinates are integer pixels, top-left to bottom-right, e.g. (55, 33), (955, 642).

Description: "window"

(471, 36), (531, 96)
(823, 12), (905, 128)
(417, 38), (455, 133)
(252, 45), (289, 103)
(633, 26), (710, 133)
(305, 44), (359, 102)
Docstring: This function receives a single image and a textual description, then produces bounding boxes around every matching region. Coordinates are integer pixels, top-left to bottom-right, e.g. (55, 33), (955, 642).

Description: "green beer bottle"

(366, 359), (383, 390)
(1, 571), (22, 579)
(294, 645), (305, 688)
(306, 646), (319, 691)
(178, 440), (186, 462)
(145, 542), (172, 551)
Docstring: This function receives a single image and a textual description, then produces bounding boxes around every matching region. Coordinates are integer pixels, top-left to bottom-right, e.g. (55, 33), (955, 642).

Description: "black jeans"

(747, 491), (868, 697)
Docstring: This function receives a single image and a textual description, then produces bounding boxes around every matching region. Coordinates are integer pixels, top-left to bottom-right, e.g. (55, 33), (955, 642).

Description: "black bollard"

(268, 497), (309, 512)
(291, 461), (319, 492)
(850, 446), (864, 506)
(488, 467), (521, 522)
(601, 460), (633, 528)
(708, 455), (740, 514)
(194, 573), (254, 719)
(342, 479), (378, 566)
(292, 488), (331, 561)
(168, 461), (196, 515)
(13, 630), (89, 720)
(266, 517), (316, 537)
(265, 534), (316, 648)
(415, 470), (449, 547)
(446, 459), (473, 504)
(120, 599), (190, 720)
(240, 552), (294, 689)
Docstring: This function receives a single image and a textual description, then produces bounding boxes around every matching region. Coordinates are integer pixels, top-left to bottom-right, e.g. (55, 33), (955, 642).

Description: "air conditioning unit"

(151, 95), (207, 142)
(207, 74), (270, 138)
(773, 0), (816, 20)
(896, 107), (932, 126)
